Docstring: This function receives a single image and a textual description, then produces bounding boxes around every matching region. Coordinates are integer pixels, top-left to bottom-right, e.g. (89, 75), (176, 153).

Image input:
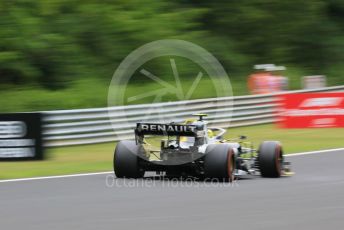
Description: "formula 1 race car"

(113, 114), (292, 181)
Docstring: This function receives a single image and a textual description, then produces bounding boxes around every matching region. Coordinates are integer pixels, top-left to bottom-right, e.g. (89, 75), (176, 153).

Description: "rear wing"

(135, 123), (197, 137)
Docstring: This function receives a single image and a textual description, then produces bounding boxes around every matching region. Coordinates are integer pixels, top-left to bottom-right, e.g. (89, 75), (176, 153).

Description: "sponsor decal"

(277, 93), (344, 128)
(0, 113), (43, 160)
(137, 123), (197, 135)
(300, 97), (343, 108)
(0, 121), (27, 139)
(140, 124), (196, 133)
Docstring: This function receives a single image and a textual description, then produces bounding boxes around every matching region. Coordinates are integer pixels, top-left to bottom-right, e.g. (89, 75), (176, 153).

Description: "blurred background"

(1, 0), (344, 179)
(1, 3), (344, 230)
(1, 0), (344, 112)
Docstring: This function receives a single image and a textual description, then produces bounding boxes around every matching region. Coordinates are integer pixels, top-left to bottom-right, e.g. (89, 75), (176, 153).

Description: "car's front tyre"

(258, 141), (283, 178)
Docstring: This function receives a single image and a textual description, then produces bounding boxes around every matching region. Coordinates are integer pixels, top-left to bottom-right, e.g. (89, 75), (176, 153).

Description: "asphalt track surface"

(1, 149), (344, 230)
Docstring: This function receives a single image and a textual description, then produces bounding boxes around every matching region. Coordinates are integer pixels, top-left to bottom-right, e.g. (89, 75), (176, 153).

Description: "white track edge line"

(286, 147), (344, 157)
(0, 171), (113, 183)
(1, 148), (343, 183)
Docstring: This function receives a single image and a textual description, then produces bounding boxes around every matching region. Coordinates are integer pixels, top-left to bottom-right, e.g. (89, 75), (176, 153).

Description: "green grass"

(0, 66), (316, 113)
(0, 77), (246, 112)
(223, 124), (344, 153)
(1, 124), (344, 180)
(1, 63), (344, 113)
(0, 143), (114, 180)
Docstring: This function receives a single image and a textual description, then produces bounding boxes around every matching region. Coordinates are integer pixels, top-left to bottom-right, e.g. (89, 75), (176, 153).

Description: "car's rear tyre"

(204, 144), (235, 182)
(258, 141), (283, 178)
(113, 140), (145, 178)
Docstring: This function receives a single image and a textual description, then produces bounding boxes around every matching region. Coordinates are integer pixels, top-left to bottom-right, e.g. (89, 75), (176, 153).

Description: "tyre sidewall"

(204, 144), (235, 182)
(114, 140), (145, 178)
(258, 141), (283, 178)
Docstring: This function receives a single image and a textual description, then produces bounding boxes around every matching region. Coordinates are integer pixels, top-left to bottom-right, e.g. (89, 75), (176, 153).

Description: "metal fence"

(42, 85), (344, 147)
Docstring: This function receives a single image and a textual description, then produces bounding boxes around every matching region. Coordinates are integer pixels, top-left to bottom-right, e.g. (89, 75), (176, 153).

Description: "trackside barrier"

(42, 86), (344, 147)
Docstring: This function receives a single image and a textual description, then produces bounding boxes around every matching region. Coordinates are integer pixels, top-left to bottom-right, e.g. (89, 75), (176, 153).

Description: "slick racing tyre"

(204, 144), (235, 182)
(113, 140), (145, 178)
(258, 141), (283, 178)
